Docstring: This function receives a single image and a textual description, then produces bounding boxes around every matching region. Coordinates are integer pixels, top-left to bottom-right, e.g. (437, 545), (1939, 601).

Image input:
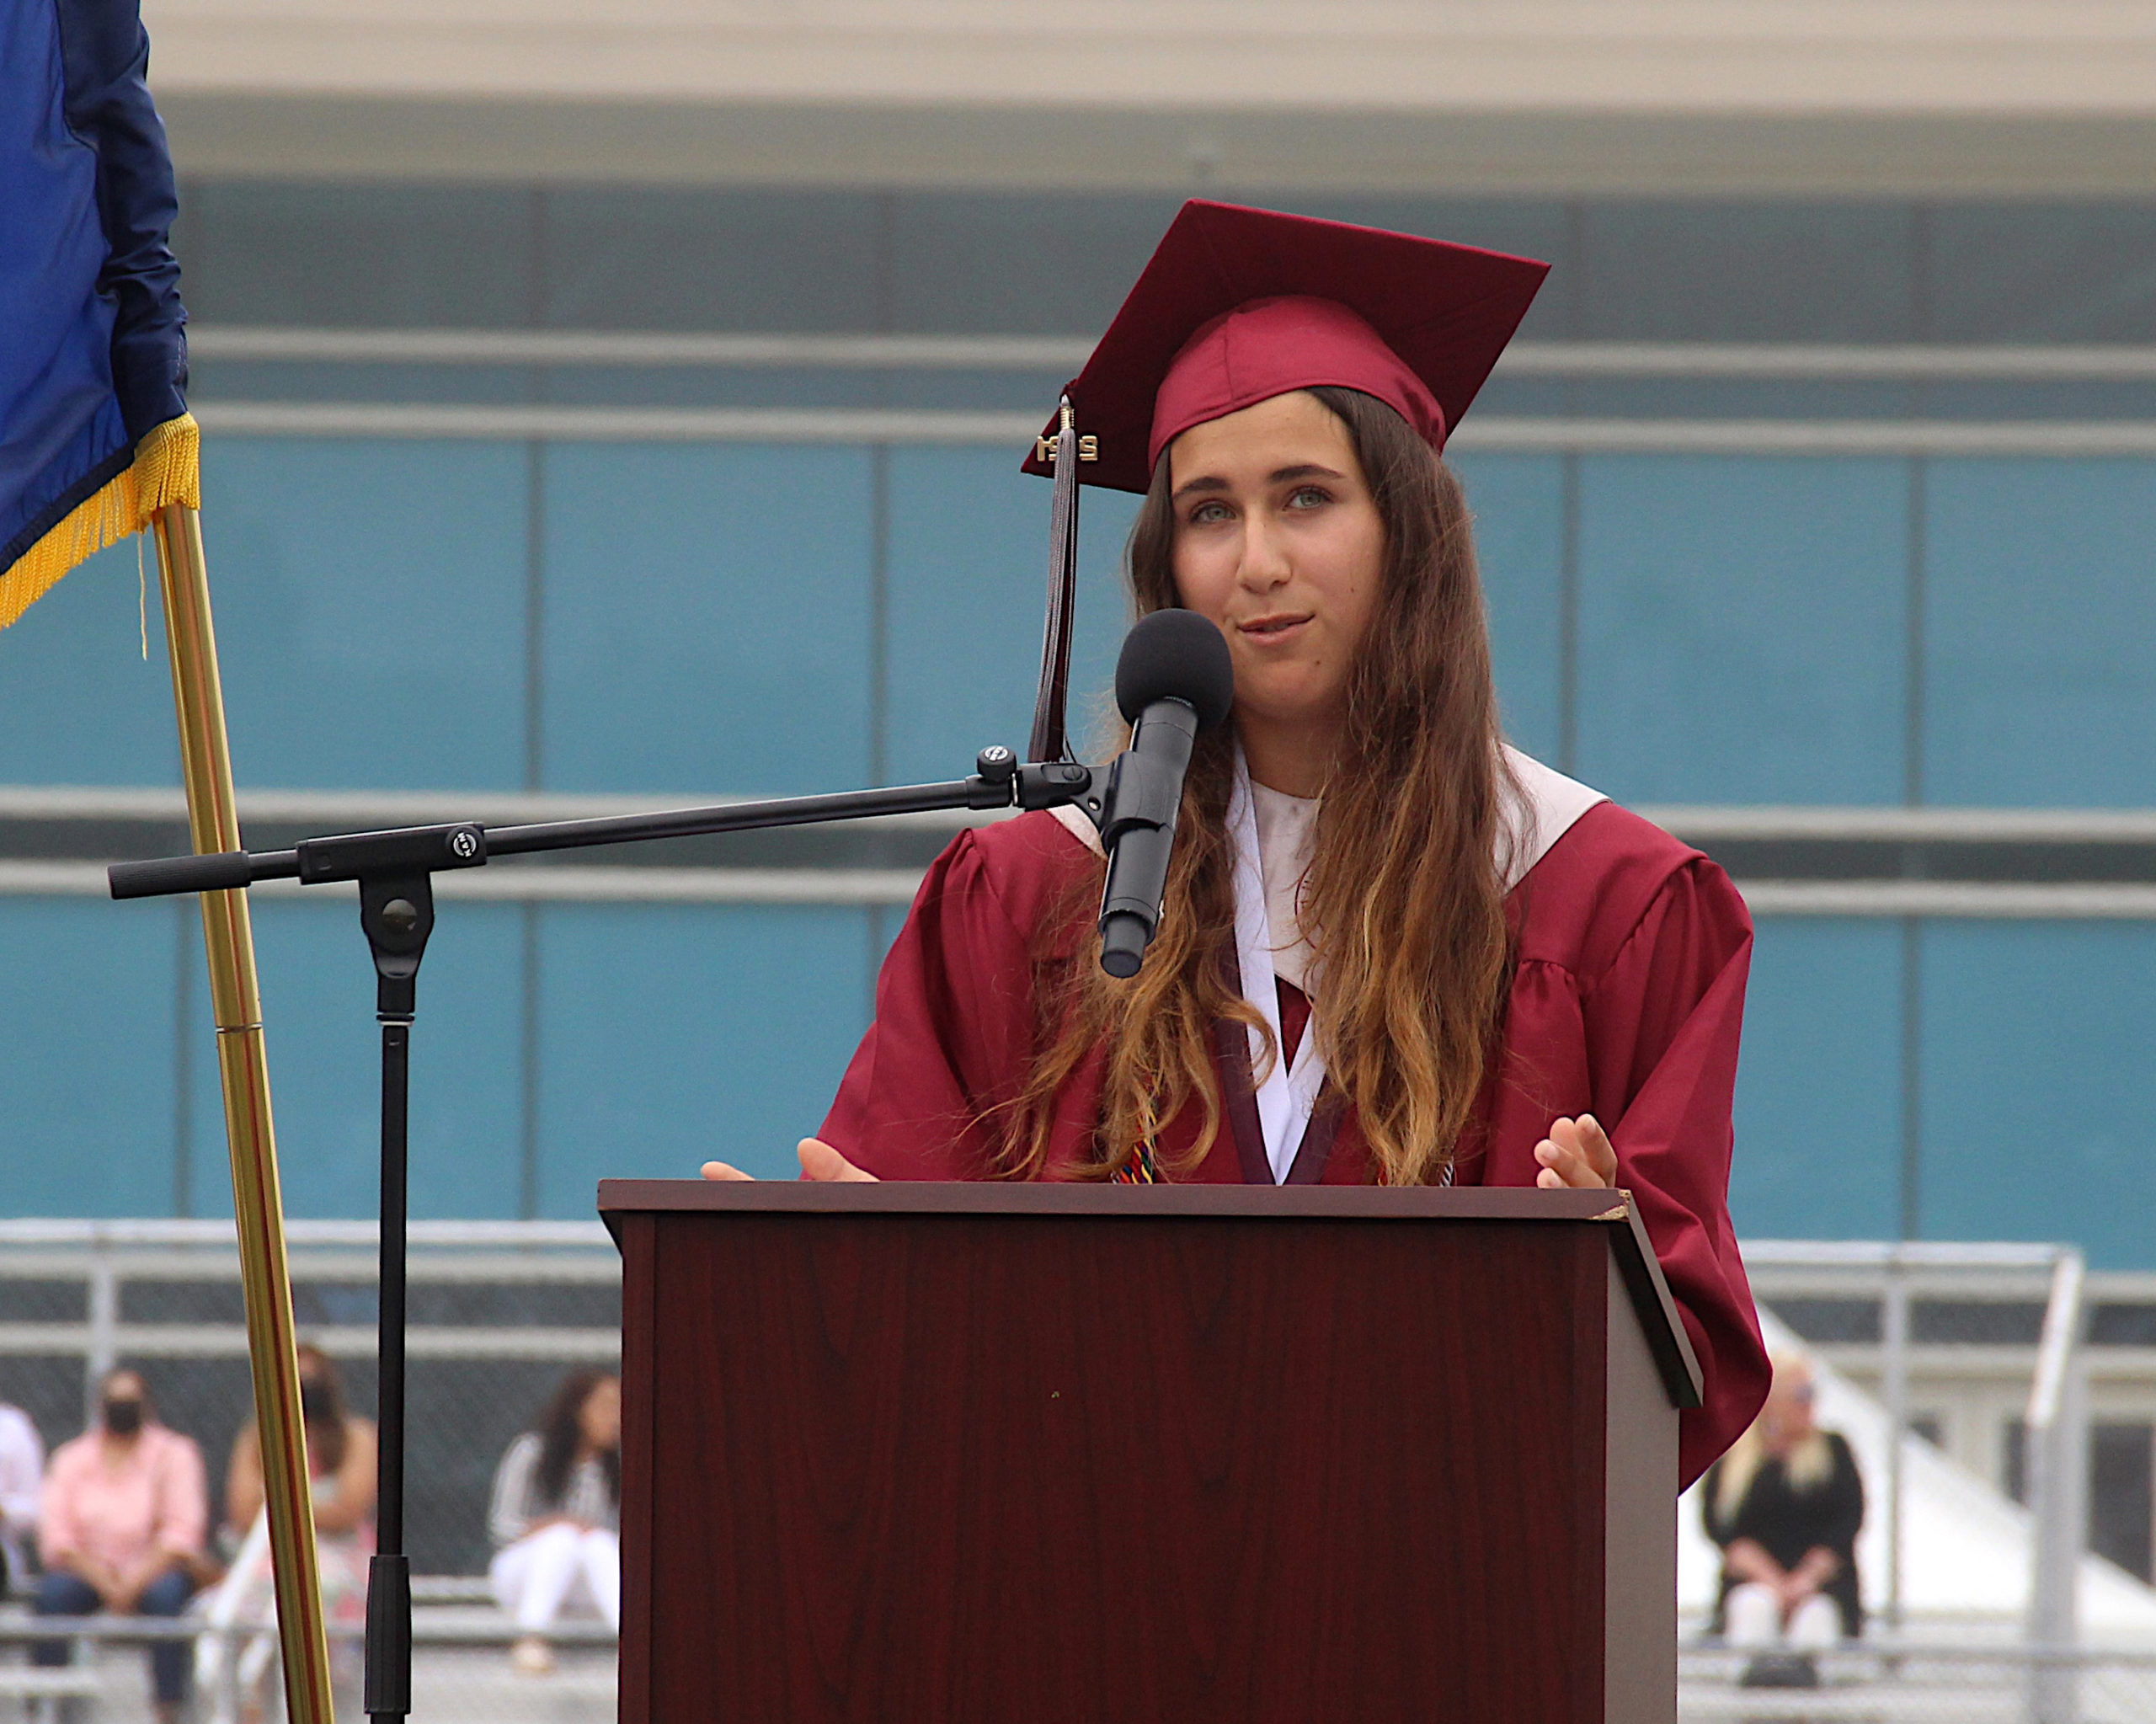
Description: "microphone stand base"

(362, 1552), (411, 1720)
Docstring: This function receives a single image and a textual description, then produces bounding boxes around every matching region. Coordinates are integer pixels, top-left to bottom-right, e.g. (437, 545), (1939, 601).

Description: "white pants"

(489, 1524), (621, 1634)
(1726, 1581), (1840, 1649)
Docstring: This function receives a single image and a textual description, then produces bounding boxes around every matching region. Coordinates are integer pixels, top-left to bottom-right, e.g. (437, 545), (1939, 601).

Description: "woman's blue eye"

(1287, 485), (1330, 510)
(1188, 500), (1232, 525)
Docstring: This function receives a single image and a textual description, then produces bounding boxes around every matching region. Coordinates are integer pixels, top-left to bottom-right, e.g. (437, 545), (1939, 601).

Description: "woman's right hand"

(701, 1139), (878, 1183)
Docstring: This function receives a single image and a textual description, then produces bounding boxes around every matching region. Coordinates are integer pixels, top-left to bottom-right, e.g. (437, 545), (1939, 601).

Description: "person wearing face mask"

(702, 199), (1769, 1489)
(200, 1343), (377, 1721)
(34, 1367), (208, 1722)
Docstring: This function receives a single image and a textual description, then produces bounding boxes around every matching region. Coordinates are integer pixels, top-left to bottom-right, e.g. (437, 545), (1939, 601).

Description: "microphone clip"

(1002, 755), (1109, 828)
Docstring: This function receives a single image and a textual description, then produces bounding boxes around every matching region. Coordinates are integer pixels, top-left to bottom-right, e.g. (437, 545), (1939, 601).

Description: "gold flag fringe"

(0, 413), (202, 631)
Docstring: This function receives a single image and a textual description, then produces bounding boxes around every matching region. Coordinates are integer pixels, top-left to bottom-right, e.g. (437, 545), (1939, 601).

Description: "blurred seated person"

(35, 1369), (208, 1724)
(200, 1344), (376, 1722)
(0, 1391), (44, 1595)
(487, 1369), (622, 1675)
(1704, 1351), (1864, 1678)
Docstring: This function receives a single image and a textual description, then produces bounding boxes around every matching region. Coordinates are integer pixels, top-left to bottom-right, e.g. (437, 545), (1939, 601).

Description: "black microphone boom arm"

(108, 751), (1110, 905)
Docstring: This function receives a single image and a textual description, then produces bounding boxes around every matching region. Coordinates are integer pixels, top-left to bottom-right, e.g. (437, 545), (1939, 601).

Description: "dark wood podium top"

(599, 1178), (1700, 1408)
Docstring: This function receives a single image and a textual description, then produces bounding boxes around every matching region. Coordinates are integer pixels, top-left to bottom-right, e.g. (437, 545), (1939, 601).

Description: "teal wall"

(10, 177), (2156, 1259)
(6, 440), (2156, 1261)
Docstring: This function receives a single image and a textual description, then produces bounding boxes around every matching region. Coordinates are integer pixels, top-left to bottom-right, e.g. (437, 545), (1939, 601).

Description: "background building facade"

(7, 7), (2156, 1247)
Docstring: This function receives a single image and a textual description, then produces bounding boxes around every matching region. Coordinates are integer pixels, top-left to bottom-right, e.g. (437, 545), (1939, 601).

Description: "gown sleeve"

(819, 827), (1066, 1179)
(1579, 856), (1771, 1489)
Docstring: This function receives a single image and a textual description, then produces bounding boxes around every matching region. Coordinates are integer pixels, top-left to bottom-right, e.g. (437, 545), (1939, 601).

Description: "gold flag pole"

(151, 499), (337, 1724)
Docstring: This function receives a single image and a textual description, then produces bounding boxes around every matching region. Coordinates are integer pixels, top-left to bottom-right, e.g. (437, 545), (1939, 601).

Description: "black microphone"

(1097, 609), (1235, 979)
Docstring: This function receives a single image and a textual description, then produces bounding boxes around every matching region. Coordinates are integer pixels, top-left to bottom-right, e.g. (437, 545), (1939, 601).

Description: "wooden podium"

(600, 1181), (1703, 1724)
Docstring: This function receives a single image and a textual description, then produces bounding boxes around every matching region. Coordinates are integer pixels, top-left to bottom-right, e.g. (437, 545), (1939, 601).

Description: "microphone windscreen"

(1113, 609), (1235, 730)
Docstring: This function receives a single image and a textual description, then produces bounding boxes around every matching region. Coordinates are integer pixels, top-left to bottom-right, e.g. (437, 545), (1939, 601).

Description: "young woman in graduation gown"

(706, 200), (1770, 1488)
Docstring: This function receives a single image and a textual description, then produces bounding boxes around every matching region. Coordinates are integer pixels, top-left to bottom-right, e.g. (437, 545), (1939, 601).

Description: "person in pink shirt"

(35, 1367), (208, 1722)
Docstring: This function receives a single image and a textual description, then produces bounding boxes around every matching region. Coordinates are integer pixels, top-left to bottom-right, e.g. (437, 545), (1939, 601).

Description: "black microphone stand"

(108, 745), (1108, 1722)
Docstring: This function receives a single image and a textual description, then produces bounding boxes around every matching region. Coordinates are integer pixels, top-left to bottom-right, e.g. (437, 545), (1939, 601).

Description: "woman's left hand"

(1534, 1114), (1617, 1189)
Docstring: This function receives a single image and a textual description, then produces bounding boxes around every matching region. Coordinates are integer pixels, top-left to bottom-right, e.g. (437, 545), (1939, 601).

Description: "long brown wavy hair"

(534, 1368), (621, 1511)
(993, 386), (1518, 1184)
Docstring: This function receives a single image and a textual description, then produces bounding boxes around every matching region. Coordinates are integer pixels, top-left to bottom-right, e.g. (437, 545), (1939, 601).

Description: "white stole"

(1227, 753), (1330, 1182)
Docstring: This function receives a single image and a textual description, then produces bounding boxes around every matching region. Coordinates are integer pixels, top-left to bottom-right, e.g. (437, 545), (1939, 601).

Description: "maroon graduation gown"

(820, 801), (1769, 1486)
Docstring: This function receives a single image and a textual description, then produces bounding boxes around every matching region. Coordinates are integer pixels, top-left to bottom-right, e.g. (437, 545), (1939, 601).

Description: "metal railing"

(177, 399), (2156, 456)
(0, 1219), (617, 1426)
(0, 1225), (2102, 1589)
(0, 1220), (620, 1585)
(0, 1615), (615, 1724)
(17, 784), (2156, 842)
(0, 1225), (2133, 1721)
(179, 328), (2156, 383)
(15, 860), (2156, 915)
(1678, 1641), (2156, 1724)
(2030, 1252), (2094, 1724)
(173, 327), (2156, 456)
(1740, 1241), (2092, 1664)
(13, 790), (2156, 915)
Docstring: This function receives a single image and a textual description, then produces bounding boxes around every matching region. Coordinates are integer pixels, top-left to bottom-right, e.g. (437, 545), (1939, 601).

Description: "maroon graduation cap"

(1022, 199), (1550, 494)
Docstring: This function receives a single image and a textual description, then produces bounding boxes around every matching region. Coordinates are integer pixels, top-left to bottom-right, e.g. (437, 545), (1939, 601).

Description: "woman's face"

(579, 1375), (622, 1452)
(101, 1370), (147, 1437)
(1167, 391), (1385, 741)
(1759, 1366), (1817, 1453)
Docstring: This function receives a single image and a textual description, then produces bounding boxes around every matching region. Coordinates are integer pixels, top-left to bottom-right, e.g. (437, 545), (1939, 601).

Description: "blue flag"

(0, 0), (194, 628)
